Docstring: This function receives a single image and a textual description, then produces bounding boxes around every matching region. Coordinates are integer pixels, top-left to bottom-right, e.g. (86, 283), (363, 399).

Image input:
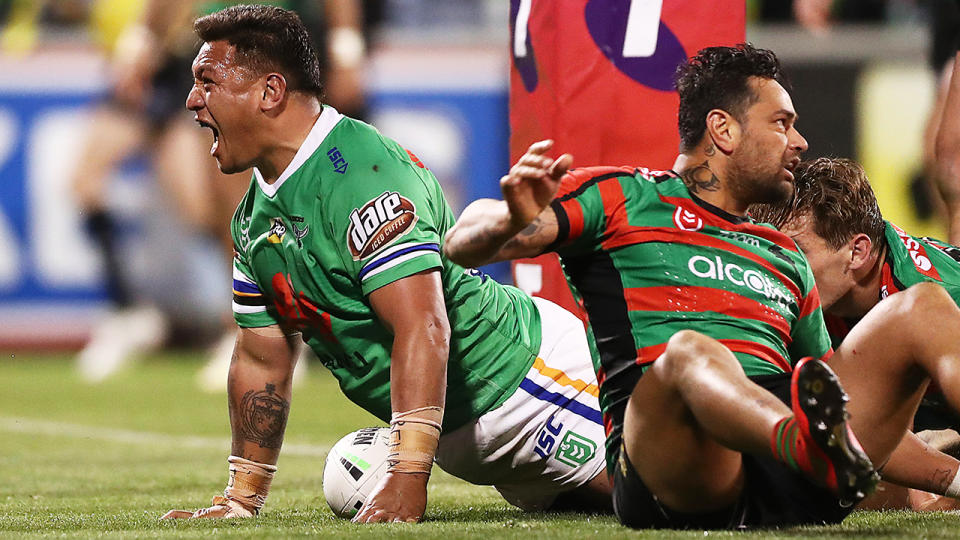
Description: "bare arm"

(444, 200), (559, 267)
(162, 325), (299, 519)
(353, 270), (450, 523)
(934, 53), (960, 245)
(876, 430), (960, 499)
(444, 139), (572, 267)
(228, 326), (300, 464)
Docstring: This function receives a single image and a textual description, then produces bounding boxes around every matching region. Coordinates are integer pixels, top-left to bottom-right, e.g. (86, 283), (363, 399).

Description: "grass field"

(2, 352), (959, 539)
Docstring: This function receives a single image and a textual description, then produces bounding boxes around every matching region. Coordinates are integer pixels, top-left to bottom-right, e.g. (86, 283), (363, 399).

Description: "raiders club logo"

(347, 191), (418, 260)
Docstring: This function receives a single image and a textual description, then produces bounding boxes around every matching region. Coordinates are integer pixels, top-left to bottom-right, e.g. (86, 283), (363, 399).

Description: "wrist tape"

(387, 406), (443, 474)
(222, 456), (277, 515)
(946, 468), (960, 498)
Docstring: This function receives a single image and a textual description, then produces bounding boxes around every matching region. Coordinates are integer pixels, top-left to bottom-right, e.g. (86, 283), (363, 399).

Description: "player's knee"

(658, 330), (722, 380)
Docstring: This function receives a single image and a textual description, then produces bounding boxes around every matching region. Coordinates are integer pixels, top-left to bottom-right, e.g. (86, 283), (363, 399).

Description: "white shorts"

(435, 297), (606, 511)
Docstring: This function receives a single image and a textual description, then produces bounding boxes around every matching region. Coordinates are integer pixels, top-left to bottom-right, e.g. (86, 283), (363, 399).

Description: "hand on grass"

(352, 472), (428, 523)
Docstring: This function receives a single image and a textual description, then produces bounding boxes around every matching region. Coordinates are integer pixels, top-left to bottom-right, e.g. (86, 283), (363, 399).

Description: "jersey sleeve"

(326, 142), (443, 296)
(232, 252), (281, 328)
(547, 167), (626, 257)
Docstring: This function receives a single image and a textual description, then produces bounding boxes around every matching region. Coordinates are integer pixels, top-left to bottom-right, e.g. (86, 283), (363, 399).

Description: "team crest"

(673, 206), (703, 231)
(267, 218), (287, 243)
(347, 191), (418, 260)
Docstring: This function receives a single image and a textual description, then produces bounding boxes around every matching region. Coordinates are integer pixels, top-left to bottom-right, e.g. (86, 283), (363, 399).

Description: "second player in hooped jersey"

(545, 165), (831, 472)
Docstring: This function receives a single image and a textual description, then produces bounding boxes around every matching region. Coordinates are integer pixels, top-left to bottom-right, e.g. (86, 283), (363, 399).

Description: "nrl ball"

(322, 427), (390, 518)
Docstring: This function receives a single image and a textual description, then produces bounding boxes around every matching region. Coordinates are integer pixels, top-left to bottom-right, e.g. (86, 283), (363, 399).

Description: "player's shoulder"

(557, 165), (671, 197)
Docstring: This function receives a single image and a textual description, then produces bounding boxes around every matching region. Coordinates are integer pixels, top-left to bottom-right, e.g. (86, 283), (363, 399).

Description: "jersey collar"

(254, 105), (344, 197)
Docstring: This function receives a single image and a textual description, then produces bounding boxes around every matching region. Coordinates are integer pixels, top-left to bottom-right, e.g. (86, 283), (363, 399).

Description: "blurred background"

(0, 0), (952, 359)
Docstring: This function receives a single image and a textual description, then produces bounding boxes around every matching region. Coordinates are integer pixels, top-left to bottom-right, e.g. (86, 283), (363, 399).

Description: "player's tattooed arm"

(679, 158), (721, 194)
(444, 202), (559, 267)
(236, 384), (290, 450)
(445, 140), (569, 266)
(228, 326), (298, 463)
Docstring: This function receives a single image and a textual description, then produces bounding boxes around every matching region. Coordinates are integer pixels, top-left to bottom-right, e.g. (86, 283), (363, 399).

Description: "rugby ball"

(322, 427), (391, 518)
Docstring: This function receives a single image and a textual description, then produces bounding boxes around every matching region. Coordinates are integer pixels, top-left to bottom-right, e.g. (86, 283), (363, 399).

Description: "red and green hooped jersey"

(230, 107), (541, 431)
(546, 166), (831, 472)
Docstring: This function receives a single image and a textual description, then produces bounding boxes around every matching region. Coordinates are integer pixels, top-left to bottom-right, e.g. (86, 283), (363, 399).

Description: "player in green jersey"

(162, 4), (609, 524)
(444, 44), (960, 528)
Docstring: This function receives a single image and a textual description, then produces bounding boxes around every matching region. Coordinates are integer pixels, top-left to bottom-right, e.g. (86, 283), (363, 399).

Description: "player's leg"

(71, 103), (148, 309)
(624, 330), (874, 515)
(153, 115), (217, 232)
(434, 297), (609, 513)
(827, 282), (960, 483)
(623, 330), (778, 514)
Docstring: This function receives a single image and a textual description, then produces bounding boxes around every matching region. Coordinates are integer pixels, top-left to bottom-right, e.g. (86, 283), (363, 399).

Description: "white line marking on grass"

(0, 416), (330, 456)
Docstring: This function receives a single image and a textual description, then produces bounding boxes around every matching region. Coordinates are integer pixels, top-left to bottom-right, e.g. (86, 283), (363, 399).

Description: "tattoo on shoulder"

(239, 383), (290, 449)
(680, 160), (721, 193)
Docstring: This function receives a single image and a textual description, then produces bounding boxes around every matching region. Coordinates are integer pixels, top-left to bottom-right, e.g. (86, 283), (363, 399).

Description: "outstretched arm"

(444, 140), (572, 267)
(353, 270), (450, 523)
(162, 326), (299, 519)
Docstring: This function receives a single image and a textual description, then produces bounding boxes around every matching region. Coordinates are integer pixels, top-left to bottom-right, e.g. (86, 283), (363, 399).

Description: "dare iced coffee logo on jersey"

(673, 206), (703, 231)
(347, 191), (418, 260)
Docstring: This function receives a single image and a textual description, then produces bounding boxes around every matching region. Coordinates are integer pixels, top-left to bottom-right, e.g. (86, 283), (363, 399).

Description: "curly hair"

(675, 43), (787, 152)
(748, 157), (885, 251)
(194, 4), (323, 98)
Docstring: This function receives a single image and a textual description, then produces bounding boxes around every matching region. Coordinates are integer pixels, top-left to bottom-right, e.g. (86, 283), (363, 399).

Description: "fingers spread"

(527, 139), (554, 154)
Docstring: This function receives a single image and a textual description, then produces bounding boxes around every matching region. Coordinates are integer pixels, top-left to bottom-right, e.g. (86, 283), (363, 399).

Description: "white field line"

(0, 416), (330, 457)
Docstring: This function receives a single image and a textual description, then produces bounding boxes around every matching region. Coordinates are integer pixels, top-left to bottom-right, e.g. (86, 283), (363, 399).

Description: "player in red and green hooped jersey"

(163, 5), (610, 524)
(445, 44), (960, 529)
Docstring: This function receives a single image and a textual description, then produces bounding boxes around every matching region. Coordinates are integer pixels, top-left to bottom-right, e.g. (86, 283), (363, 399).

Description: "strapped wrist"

(387, 406), (443, 474)
(223, 456), (277, 515)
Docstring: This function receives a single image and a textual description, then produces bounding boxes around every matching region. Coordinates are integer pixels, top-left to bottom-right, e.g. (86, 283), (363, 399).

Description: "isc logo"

(328, 147), (348, 174)
(347, 191), (418, 260)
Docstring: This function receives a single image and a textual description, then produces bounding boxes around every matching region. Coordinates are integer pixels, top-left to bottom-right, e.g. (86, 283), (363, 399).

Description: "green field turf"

(2, 352), (959, 539)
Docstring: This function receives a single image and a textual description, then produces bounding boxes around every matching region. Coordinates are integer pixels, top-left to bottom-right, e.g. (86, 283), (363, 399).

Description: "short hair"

(748, 157), (885, 250)
(194, 4), (323, 98)
(675, 43), (788, 152)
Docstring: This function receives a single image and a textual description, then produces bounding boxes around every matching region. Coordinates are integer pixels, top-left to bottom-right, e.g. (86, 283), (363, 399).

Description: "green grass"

(1, 352), (958, 538)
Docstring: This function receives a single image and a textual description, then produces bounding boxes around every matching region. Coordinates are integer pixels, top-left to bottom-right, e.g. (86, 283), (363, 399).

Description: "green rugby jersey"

(230, 107), (541, 431)
(546, 166), (831, 472)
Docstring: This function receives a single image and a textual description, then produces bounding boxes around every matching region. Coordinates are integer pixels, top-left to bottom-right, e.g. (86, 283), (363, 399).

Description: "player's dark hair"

(675, 43), (788, 152)
(194, 4), (323, 98)
(749, 157), (885, 251)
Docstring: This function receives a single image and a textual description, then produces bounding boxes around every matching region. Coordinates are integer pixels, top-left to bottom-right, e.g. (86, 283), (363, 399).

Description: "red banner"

(508, 0), (745, 315)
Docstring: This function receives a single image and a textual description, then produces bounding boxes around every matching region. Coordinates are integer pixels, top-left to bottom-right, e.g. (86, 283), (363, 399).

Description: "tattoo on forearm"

(239, 383), (289, 449)
(681, 160), (721, 194)
(931, 467), (954, 493)
(518, 217), (543, 237)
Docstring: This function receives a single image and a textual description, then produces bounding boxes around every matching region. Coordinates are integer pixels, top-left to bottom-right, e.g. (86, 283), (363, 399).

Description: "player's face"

(186, 41), (263, 174)
(728, 77), (808, 205)
(780, 214), (853, 312)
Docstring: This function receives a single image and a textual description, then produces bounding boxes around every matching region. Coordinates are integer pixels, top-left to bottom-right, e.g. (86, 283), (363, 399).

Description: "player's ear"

(848, 233), (873, 271)
(706, 109), (738, 154)
(261, 73), (287, 112)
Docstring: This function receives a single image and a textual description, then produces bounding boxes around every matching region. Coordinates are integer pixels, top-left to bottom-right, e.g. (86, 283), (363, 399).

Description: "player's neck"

(256, 98), (324, 184)
(673, 153), (747, 216)
(834, 246), (886, 318)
